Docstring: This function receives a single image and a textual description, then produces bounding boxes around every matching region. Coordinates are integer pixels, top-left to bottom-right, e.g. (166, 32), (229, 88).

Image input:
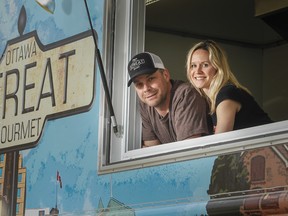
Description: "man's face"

(133, 69), (171, 109)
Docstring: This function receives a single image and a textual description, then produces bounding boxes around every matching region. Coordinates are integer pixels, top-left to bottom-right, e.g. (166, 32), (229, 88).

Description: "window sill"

(99, 120), (288, 174)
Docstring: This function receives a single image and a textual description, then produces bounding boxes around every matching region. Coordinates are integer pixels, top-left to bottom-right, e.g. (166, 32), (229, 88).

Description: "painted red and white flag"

(56, 170), (63, 188)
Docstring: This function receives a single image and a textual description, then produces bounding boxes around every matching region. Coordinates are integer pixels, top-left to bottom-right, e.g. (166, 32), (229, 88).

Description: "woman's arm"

(215, 99), (241, 133)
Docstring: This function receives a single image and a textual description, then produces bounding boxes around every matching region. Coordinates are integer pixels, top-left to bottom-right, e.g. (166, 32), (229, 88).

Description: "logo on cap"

(129, 58), (145, 71)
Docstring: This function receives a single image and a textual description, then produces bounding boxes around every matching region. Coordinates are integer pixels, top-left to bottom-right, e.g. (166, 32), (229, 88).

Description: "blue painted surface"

(0, 0), (216, 214)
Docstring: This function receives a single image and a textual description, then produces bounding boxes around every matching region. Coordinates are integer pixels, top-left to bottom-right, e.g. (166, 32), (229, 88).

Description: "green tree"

(207, 153), (250, 195)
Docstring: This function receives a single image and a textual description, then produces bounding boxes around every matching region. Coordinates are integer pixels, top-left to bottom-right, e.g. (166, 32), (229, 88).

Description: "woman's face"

(188, 49), (217, 93)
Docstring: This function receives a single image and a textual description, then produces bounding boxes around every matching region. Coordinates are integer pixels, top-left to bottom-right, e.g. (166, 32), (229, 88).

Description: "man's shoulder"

(172, 80), (198, 94)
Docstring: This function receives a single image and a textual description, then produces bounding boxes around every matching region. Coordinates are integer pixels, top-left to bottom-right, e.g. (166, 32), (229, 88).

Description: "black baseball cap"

(127, 52), (165, 87)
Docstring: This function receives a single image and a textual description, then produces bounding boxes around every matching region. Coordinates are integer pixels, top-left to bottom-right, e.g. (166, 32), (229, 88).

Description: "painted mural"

(0, 1), (288, 216)
(0, 1), (215, 215)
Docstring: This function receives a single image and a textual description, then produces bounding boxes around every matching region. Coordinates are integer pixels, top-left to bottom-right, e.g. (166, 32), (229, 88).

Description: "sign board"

(0, 30), (96, 152)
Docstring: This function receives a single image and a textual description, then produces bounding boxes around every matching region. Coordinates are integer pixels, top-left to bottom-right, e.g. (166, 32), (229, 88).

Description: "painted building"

(0, 154), (26, 216)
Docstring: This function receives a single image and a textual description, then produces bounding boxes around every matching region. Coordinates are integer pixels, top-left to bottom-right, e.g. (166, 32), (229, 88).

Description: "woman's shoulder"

(216, 84), (247, 105)
(219, 84), (238, 93)
(218, 84), (242, 97)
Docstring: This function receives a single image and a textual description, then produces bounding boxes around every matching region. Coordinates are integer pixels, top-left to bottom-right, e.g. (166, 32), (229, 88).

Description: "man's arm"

(186, 134), (202, 139)
(143, 139), (161, 147)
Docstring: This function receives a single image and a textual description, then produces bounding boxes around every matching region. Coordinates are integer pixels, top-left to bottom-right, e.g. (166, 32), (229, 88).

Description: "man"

(127, 52), (212, 147)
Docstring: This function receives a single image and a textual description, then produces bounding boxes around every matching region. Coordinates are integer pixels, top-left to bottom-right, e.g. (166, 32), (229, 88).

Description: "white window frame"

(98, 0), (288, 174)
(99, 0), (146, 170)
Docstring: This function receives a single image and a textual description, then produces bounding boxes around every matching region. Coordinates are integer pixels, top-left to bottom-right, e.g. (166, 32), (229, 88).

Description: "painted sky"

(0, 0), (216, 215)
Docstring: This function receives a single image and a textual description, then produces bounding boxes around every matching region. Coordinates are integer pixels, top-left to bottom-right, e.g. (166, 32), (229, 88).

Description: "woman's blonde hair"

(186, 40), (250, 114)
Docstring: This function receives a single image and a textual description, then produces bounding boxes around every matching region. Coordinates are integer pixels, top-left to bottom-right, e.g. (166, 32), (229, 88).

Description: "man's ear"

(163, 69), (170, 81)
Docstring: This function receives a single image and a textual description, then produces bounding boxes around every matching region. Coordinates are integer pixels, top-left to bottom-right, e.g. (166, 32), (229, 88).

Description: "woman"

(186, 40), (272, 133)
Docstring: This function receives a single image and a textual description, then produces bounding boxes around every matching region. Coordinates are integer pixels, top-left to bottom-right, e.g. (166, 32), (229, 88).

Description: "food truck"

(0, 0), (288, 215)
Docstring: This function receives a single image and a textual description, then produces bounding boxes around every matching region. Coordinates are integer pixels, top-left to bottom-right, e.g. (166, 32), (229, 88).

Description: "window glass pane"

(17, 188), (21, 198)
(18, 173), (22, 182)
(0, 154), (4, 162)
(251, 156), (265, 182)
(142, 0), (287, 146)
(16, 203), (20, 213)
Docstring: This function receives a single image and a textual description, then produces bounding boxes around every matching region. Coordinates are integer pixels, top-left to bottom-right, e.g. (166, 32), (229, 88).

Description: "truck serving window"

(98, 0), (288, 173)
